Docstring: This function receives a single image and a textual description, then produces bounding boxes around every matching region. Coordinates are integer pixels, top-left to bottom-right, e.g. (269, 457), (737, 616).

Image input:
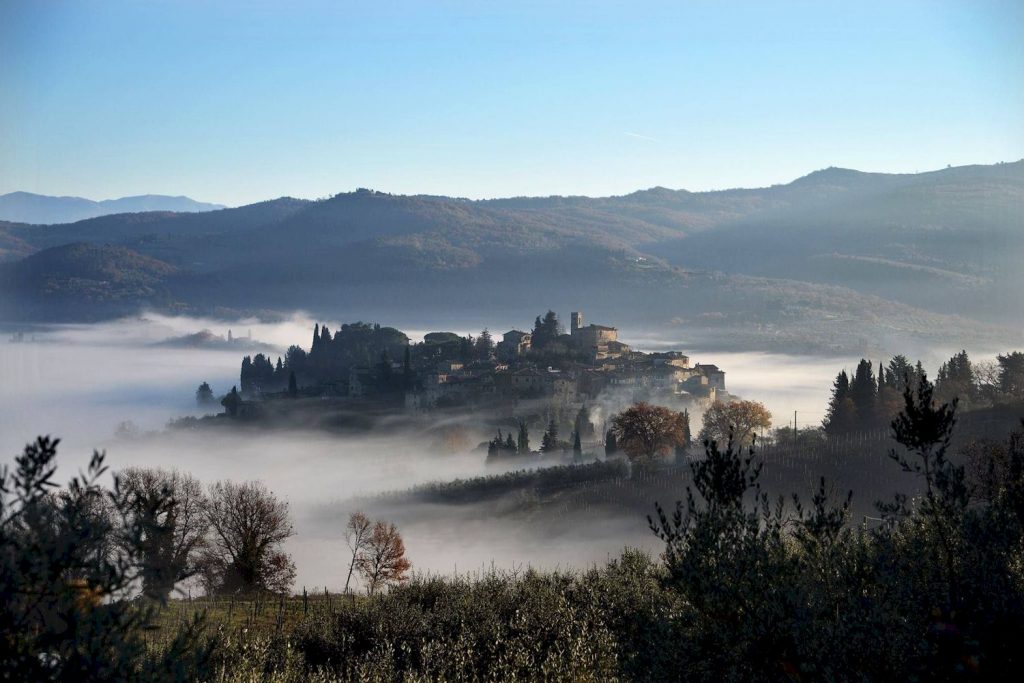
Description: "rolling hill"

(1, 162), (1021, 354)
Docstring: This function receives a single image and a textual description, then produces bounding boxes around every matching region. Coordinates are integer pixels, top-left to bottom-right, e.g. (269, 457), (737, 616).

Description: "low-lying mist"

(1, 312), (984, 590)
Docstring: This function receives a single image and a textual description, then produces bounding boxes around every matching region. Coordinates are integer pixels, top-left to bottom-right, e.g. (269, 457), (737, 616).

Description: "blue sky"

(1, 0), (1021, 206)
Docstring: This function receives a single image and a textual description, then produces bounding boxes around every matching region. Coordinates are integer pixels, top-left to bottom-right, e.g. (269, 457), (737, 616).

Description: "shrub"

(0, 437), (210, 680)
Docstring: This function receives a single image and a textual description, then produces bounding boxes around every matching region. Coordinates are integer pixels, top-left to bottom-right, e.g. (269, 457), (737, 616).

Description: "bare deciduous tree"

(343, 511), (372, 593)
(611, 402), (690, 461)
(118, 467), (208, 600)
(203, 480), (295, 595)
(357, 520), (411, 595)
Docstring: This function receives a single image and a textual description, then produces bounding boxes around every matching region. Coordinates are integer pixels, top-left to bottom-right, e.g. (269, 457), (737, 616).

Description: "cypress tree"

(403, 345), (413, 389)
(605, 429), (618, 456)
(541, 418), (559, 452)
(221, 386), (242, 417)
(517, 421), (530, 454)
(574, 405), (590, 440)
(240, 356), (253, 395)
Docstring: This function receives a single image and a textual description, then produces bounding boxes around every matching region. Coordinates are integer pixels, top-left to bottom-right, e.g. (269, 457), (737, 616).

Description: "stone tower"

(570, 311), (583, 335)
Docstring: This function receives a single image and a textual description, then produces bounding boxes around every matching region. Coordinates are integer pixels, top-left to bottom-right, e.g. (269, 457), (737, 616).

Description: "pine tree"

(195, 381), (215, 406)
(823, 370), (857, 436)
(936, 350), (975, 407)
(532, 311), (562, 349)
(288, 370), (298, 397)
(476, 329), (494, 360)
(997, 351), (1024, 397)
(888, 355), (914, 392)
(505, 433), (516, 451)
(573, 430), (582, 457)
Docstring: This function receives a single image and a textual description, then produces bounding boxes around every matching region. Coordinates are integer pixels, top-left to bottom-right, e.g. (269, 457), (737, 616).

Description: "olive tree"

(0, 437), (210, 680)
(118, 467), (208, 601)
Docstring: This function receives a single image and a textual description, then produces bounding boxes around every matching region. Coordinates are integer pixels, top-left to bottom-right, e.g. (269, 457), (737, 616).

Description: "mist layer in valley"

(0, 312), (1001, 590)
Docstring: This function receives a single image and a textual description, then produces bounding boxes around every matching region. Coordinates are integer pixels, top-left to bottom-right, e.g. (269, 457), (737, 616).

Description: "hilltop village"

(231, 310), (730, 424)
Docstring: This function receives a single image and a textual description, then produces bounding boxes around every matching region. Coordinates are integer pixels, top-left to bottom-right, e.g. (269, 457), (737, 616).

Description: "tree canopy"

(698, 400), (772, 447)
(612, 402), (690, 460)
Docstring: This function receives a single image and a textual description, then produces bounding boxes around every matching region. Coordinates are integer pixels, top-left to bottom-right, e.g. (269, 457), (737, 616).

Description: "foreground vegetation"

(4, 374), (1024, 680)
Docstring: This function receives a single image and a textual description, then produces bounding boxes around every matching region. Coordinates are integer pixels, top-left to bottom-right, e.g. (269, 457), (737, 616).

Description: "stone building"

(569, 310), (630, 362)
(497, 330), (532, 360)
(694, 363), (726, 391)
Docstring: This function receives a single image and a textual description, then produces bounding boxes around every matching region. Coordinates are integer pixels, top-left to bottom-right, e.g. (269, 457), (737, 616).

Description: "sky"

(1, 0), (1022, 206)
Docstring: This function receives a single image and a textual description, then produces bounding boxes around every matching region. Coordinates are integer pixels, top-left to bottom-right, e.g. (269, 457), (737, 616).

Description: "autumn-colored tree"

(699, 400), (772, 447)
(611, 402), (689, 461)
(357, 521), (411, 595)
(343, 511), (372, 594)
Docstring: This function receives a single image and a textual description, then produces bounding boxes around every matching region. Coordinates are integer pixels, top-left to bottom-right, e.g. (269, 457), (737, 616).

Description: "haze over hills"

(0, 191), (225, 225)
(1, 161), (1021, 355)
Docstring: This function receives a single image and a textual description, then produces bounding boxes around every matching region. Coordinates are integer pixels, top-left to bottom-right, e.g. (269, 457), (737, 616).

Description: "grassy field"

(154, 591), (359, 641)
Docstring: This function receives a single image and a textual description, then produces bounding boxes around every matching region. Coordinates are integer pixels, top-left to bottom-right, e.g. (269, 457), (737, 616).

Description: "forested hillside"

(1, 162), (1021, 353)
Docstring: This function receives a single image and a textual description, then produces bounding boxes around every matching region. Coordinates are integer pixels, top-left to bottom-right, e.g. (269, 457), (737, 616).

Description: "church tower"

(570, 311), (583, 336)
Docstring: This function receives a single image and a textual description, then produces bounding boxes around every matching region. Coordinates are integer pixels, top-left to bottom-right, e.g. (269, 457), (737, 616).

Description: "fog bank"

(1, 313), (973, 589)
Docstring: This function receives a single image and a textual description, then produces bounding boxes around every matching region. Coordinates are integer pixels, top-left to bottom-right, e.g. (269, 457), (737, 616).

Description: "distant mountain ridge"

(0, 161), (1021, 355)
(0, 191), (225, 224)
